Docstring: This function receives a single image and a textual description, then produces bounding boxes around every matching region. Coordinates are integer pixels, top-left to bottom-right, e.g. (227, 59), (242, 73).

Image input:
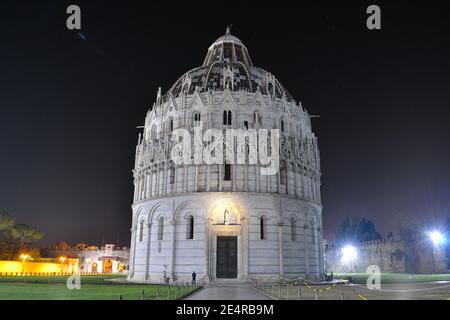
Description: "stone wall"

(325, 239), (448, 274)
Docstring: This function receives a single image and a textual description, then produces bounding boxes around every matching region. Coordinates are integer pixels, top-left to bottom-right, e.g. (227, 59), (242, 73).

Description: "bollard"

(297, 286), (301, 300)
(278, 284), (280, 299)
(167, 286), (170, 300)
(271, 283), (274, 296)
(340, 286), (344, 300)
(156, 287), (160, 300)
(314, 289), (319, 300)
(140, 290), (145, 300)
(119, 294), (123, 300)
(175, 285), (178, 299)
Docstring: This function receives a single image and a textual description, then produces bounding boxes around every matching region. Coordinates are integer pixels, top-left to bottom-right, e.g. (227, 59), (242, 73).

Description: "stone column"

(244, 164), (248, 191)
(206, 166), (210, 191)
(155, 167), (160, 196)
(219, 165), (222, 191)
(304, 223), (309, 276)
(294, 170), (298, 197)
(133, 180), (137, 203)
(204, 218), (210, 281)
(148, 172), (153, 198)
(278, 219), (284, 276)
(170, 218), (177, 279)
(129, 225), (137, 278)
(242, 217), (249, 279)
(317, 227), (324, 276)
(183, 165), (187, 192)
(208, 219), (215, 281)
(144, 222), (153, 280)
(173, 166), (177, 194)
(256, 166), (260, 192)
(232, 165), (236, 191)
(195, 165), (198, 191)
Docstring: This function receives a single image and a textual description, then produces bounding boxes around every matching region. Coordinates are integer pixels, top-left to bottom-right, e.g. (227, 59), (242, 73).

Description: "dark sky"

(1, 1), (449, 246)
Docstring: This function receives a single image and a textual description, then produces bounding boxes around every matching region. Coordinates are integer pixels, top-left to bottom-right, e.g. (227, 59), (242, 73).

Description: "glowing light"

(428, 231), (445, 246)
(341, 245), (357, 263)
(59, 256), (67, 262)
(20, 254), (30, 262)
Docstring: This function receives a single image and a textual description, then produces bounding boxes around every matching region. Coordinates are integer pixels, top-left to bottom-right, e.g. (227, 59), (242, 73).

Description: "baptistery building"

(128, 28), (324, 283)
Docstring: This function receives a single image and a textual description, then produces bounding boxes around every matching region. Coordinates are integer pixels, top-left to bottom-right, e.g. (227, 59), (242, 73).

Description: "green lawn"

(0, 275), (199, 300)
(333, 272), (450, 284)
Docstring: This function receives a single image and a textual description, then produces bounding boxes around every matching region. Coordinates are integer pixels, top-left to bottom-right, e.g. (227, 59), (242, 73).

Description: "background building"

(129, 29), (324, 283)
(78, 244), (129, 274)
(42, 242), (129, 274)
(325, 237), (448, 274)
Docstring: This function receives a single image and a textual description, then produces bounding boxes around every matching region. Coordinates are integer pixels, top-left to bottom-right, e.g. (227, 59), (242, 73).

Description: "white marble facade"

(128, 29), (324, 283)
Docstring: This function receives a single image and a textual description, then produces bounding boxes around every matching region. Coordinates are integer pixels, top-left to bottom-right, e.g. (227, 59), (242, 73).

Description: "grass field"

(333, 272), (450, 284)
(0, 275), (199, 300)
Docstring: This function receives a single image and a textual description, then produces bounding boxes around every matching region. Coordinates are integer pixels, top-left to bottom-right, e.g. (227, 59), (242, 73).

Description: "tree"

(335, 217), (382, 246)
(4, 224), (44, 245)
(0, 211), (15, 232)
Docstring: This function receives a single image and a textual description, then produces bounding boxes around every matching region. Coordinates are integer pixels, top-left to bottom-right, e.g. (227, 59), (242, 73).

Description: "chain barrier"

(253, 275), (369, 300)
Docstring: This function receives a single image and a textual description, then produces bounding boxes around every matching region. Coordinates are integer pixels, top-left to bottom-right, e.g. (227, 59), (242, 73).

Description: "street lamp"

(428, 231), (445, 246)
(20, 254), (30, 274)
(341, 245), (357, 272)
(59, 256), (67, 273)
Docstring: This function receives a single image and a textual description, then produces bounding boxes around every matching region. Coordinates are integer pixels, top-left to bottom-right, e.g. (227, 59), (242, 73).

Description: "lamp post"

(341, 245), (357, 273)
(20, 254), (30, 274)
(59, 256), (67, 274)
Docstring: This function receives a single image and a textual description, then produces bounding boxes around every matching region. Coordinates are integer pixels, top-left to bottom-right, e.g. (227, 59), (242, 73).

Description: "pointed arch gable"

(217, 90), (239, 110)
(188, 90), (205, 110)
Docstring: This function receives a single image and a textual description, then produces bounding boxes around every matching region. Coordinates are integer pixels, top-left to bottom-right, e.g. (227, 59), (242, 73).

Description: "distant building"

(78, 244), (129, 274)
(42, 242), (129, 274)
(325, 237), (448, 274)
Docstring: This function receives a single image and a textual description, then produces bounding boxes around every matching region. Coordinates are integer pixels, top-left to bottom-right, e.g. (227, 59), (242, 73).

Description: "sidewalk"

(185, 284), (271, 300)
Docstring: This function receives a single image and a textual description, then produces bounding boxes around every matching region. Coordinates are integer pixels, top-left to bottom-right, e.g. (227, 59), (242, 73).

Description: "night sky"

(1, 1), (449, 246)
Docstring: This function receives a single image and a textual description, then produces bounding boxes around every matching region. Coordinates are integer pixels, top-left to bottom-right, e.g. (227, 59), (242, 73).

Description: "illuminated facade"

(78, 244), (129, 274)
(128, 29), (324, 283)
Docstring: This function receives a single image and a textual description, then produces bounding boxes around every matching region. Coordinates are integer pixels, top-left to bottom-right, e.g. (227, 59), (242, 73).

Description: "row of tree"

(335, 216), (450, 247)
(0, 211), (44, 260)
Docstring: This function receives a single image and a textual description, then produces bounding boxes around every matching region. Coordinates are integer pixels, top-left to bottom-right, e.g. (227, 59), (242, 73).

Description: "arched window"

(186, 215), (194, 239)
(168, 117), (174, 133)
(169, 166), (175, 185)
(281, 120), (285, 132)
(254, 112), (261, 125)
(268, 82), (274, 97)
(224, 163), (231, 181)
(157, 217), (164, 241)
(139, 220), (144, 242)
(193, 112), (201, 126)
(223, 110), (232, 125)
(260, 216), (266, 240)
(280, 161), (286, 185)
(290, 217), (297, 241)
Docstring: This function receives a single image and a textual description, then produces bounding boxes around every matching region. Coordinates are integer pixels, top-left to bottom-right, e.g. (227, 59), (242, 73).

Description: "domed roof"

(163, 28), (295, 103)
(210, 26), (244, 47)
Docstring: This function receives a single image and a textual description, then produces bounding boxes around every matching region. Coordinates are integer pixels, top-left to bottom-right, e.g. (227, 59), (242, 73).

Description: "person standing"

(192, 270), (197, 285)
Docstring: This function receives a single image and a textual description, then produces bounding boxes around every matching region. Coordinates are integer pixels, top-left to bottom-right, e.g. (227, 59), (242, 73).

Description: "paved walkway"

(185, 284), (271, 300)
